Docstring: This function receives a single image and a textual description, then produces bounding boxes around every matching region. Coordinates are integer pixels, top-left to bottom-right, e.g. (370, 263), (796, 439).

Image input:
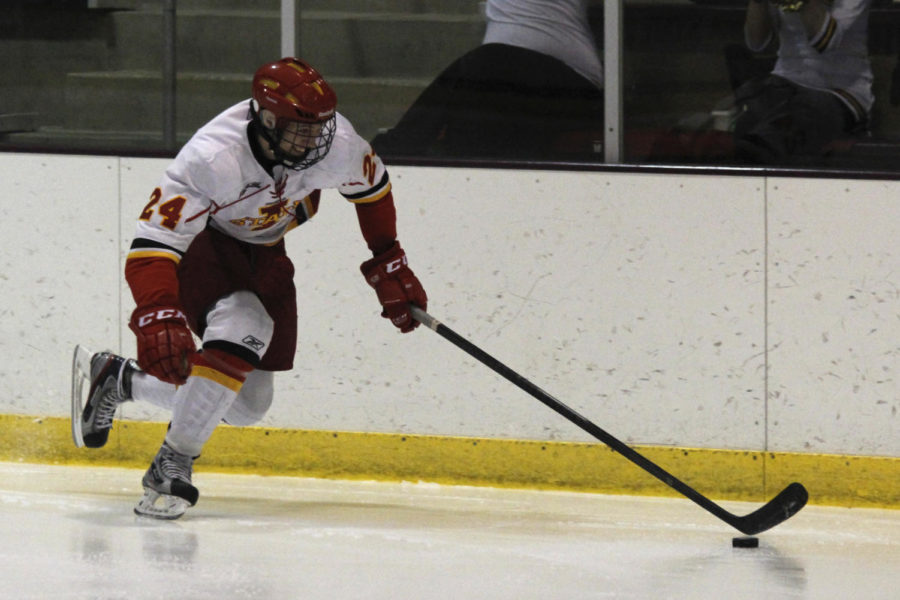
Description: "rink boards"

(0, 153), (896, 509)
(1, 414), (896, 509)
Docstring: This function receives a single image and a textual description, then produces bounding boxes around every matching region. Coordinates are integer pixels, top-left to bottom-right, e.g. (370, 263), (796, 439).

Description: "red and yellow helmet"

(250, 57), (338, 169)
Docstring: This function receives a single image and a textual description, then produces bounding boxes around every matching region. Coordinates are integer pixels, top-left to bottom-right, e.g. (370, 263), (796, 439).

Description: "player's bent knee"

(223, 370), (274, 426)
(202, 290), (275, 365)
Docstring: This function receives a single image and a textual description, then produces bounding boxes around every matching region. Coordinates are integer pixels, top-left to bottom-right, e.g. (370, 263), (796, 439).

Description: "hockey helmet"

(250, 57), (338, 170)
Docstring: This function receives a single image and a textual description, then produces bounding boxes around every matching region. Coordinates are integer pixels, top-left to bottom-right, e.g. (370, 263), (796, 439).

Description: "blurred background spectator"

(732, 0), (873, 164)
(371, 0), (604, 162)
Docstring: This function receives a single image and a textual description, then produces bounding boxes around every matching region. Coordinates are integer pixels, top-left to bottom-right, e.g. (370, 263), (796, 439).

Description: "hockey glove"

(129, 305), (197, 384)
(360, 241), (427, 333)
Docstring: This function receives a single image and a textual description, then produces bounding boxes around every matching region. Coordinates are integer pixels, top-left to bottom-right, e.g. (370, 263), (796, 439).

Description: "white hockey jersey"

(129, 100), (391, 264)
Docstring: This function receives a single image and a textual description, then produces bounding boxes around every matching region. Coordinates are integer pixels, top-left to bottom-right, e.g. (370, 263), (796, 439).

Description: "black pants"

(371, 43), (604, 161)
(733, 75), (864, 165)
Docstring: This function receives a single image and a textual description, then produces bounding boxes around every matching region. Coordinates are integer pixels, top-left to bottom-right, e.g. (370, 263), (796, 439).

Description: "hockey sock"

(165, 350), (253, 457)
(131, 371), (179, 410)
(222, 369), (274, 426)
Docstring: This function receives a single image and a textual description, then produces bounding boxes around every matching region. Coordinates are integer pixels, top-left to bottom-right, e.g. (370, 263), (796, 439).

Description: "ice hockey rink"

(0, 462), (896, 600)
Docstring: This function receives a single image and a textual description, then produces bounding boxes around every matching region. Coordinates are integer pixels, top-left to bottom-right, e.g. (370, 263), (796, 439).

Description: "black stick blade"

(731, 482), (809, 535)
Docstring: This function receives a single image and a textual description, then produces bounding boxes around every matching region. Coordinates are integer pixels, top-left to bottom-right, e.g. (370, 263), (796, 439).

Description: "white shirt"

(745, 0), (873, 117)
(482, 0), (603, 89)
(129, 100), (390, 263)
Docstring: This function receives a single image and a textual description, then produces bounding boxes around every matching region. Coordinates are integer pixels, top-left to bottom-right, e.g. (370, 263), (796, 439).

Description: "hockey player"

(72, 57), (428, 519)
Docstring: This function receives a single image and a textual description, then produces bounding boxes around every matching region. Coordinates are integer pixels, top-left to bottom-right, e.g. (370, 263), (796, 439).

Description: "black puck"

(732, 536), (759, 548)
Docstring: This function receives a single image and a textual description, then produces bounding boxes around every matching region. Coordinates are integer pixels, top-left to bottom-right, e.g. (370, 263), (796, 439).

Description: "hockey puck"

(732, 536), (759, 548)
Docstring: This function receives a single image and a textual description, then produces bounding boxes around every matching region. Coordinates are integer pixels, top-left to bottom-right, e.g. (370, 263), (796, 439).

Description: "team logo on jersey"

(229, 198), (301, 231)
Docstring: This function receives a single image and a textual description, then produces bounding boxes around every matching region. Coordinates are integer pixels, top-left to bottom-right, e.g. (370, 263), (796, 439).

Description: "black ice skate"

(134, 441), (200, 520)
(70, 345), (136, 448)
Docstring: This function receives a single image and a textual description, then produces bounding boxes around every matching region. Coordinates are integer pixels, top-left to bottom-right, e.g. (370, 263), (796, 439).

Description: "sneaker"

(80, 352), (136, 448)
(134, 442), (200, 520)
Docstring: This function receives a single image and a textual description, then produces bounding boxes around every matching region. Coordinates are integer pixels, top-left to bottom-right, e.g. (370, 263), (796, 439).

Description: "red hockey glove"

(129, 305), (197, 384)
(360, 242), (427, 333)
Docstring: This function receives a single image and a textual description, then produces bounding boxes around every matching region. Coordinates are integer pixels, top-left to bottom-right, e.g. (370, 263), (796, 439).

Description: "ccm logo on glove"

(137, 308), (188, 328)
(385, 255), (407, 274)
(129, 305), (197, 384)
(360, 241), (427, 333)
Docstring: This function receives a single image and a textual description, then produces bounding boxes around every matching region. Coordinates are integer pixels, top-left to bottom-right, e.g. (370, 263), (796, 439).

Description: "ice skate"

(71, 346), (137, 448)
(134, 442), (199, 520)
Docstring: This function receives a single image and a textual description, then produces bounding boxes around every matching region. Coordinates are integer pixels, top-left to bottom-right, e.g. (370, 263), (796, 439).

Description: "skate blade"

(70, 344), (93, 448)
(134, 489), (191, 520)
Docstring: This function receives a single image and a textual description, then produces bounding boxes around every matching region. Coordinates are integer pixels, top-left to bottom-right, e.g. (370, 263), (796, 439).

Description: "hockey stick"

(411, 307), (807, 535)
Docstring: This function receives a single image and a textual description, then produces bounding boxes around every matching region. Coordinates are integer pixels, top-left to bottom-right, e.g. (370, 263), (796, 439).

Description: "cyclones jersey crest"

(226, 176), (308, 232)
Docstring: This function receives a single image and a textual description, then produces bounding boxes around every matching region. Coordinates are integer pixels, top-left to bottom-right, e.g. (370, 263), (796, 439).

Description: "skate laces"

(158, 445), (194, 483)
(93, 389), (119, 430)
(91, 360), (127, 430)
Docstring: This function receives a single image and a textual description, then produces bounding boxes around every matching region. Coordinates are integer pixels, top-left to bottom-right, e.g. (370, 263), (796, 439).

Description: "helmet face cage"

(251, 58), (338, 170)
(257, 110), (337, 170)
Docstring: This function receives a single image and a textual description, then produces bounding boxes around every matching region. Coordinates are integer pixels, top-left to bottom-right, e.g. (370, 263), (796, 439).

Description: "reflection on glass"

(2, 0), (899, 172)
(372, 0), (605, 162)
(628, 0), (900, 171)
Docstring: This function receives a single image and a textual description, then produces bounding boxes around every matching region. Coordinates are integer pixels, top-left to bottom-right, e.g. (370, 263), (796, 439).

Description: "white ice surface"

(0, 462), (896, 600)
